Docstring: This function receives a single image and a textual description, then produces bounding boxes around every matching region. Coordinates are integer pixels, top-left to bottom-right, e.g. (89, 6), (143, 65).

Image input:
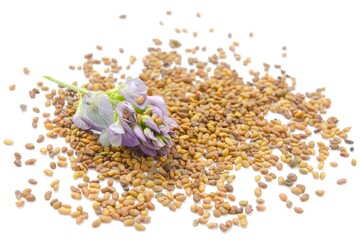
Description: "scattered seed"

(44, 191), (52, 200)
(207, 222), (218, 229)
(300, 194), (310, 202)
(59, 207), (71, 215)
(25, 143), (35, 150)
(134, 222), (145, 231)
(286, 200), (293, 209)
(315, 190), (325, 197)
(16, 200), (25, 207)
(20, 104), (27, 111)
(256, 205), (266, 212)
(28, 179), (37, 185)
(9, 84), (16, 91)
(92, 219), (101, 228)
(287, 173), (297, 182)
(3, 139), (14, 145)
(23, 67), (30, 75)
(336, 178), (347, 185)
(44, 169), (54, 177)
(24, 158), (37, 165)
(13, 159), (22, 167)
(25, 193), (36, 202)
(294, 207), (304, 214)
(15, 190), (22, 199)
(351, 159), (357, 166)
(279, 193), (288, 202)
(32, 107), (40, 113)
(330, 162), (338, 168)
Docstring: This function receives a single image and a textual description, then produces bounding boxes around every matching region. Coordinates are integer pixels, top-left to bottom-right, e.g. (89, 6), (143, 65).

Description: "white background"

(1, 0), (360, 239)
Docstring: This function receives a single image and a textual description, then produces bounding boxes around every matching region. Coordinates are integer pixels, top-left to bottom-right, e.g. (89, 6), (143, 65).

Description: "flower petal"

(163, 134), (173, 147)
(120, 120), (140, 147)
(116, 101), (136, 123)
(108, 122), (125, 146)
(150, 106), (164, 119)
(164, 117), (178, 127)
(139, 143), (157, 156)
(148, 96), (168, 116)
(81, 92), (113, 130)
(73, 109), (91, 130)
(142, 116), (160, 133)
(157, 148), (170, 156)
(120, 78), (148, 109)
(99, 129), (111, 146)
(122, 133), (140, 147)
(133, 125), (147, 142)
(144, 127), (157, 141)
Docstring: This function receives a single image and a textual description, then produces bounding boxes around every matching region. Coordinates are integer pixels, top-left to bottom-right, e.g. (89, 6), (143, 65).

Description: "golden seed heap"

(6, 13), (357, 233)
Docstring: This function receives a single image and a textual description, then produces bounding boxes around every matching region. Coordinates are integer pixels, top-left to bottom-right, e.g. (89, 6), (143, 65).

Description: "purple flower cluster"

(72, 78), (177, 156)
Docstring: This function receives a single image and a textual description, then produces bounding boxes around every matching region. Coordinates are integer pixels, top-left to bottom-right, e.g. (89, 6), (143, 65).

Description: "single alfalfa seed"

(336, 178), (347, 185)
(3, 139), (14, 145)
(315, 190), (325, 197)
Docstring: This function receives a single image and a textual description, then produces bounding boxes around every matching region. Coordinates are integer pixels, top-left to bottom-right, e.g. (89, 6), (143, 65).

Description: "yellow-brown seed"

(256, 205), (266, 211)
(23, 67), (30, 75)
(44, 191), (52, 200)
(300, 194), (310, 202)
(336, 178), (347, 185)
(294, 207), (304, 214)
(123, 219), (135, 226)
(3, 139), (14, 145)
(16, 200), (25, 207)
(315, 190), (325, 197)
(59, 207), (71, 215)
(134, 222), (145, 231)
(9, 84), (16, 91)
(351, 159), (357, 166)
(254, 187), (262, 197)
(279, 193), (287, 202)
(25, 143), (35, 150)
(92, 219), (101, 228)
(25, 158), (37, 165)
(44, 169), (54, 177)
(100, 215), (112, 223)
(207, 222), (218, 229)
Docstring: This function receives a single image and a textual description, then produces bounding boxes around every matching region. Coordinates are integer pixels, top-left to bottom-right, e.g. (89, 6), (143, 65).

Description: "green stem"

(43, 76), (89, 94)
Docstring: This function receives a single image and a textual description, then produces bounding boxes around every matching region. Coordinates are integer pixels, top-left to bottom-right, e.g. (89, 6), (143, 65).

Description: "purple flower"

(99, 120), (125, 146)
(142, 116), (160, 133)
(73, 92), (113, 132)
(120, 78), (148, 109)
(153, 136), (166, 148)
(163, 134), (173, 147)
(144, 128), (157, 141)
(157, 148), (170, 156)
(120, 120), (140, 147)
(116, 101), (136, 123)
(133, 125), (147, 142)
(139, 142), (157, 157)
(164, 117), (178, 127)
(148, 96), (168, 117)
(44, 75), (178, 157)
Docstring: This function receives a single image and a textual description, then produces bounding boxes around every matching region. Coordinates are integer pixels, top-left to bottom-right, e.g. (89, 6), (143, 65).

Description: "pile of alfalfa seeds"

(5, 12), (358, 232)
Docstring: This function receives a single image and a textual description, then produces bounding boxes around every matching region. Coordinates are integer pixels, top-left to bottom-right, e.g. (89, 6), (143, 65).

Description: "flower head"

(44, 76), (178, 157)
